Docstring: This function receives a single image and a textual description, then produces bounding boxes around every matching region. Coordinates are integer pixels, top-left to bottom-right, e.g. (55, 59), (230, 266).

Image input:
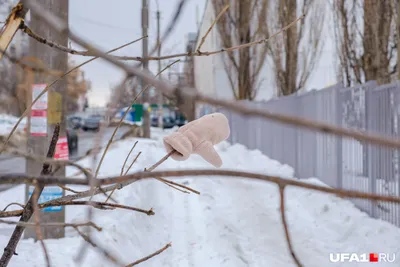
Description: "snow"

(0, 127), (399, 266)
(0, 114), (26, 136)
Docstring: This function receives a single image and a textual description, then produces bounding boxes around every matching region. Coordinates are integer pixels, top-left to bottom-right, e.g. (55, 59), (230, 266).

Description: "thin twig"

(21, 0), (185, 65)
(21, 21), (131, 56)
(0, 37), (145, 153)
(196, 4), (229, 53)
(67, 167), (92, 178)
(105, 151), (142, 203)
(32, 183), (50, 267)
(146, 151), (175, 172)
(125, 243), (172, 267)
(57, 184), (83, 194)
(73, 227), (124, 266)
(42, 201), (154, 216)
(2, 169), (400, 204)
(99, 59), (180, 202)
(0, 124), (60, 266)
(154, 178), (190, 194)
(124, 152), (142, 176)
(116, 14), (305, 61)
(24, 0), (302, 113)
(121, 141), (139, 176)
(27, 2), (381, 158)
(27, 9), (302, 62)
(279, 185), (302, 267)
(2, 203), (24, 211)
(155, 177), (200, 195)
(0, 219), (101, 230)
(40, 151), (179, 216)
(94, 59), (180, 180)
(79, 80), (133, 263)
(0, 200), (153, 218)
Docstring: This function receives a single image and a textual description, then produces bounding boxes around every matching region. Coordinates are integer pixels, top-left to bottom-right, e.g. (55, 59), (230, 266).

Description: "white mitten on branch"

(163, 112), (230, 168)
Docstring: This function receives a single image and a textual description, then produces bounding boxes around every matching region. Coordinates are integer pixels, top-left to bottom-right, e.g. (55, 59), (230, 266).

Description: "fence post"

(294, 94), (300, 178)
(336, 86), (343, 189)
(363, 86), (369, 178)
(227, 108), (233, 144)
(365, 86), (377, 218)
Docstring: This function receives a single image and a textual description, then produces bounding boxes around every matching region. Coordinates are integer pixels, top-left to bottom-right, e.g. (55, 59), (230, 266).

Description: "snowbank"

(0, 114), (27, 148)
(0, 114), (26, 136)
(0, 130), (399, 266)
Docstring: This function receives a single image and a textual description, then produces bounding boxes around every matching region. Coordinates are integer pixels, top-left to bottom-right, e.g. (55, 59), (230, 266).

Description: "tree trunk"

(282, 0), (298, 95)
(237, 0), (252, 100)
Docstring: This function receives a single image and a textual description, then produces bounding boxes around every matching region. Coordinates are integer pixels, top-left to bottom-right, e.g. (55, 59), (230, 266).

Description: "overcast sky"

(68, 0), (206, 107)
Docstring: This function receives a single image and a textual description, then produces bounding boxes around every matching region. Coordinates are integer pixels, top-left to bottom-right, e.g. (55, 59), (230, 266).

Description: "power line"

(70, 14), (142, 32)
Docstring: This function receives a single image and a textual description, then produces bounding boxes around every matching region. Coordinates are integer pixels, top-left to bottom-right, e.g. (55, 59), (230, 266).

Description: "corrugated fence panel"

(340, 83), (371, 214)
(212, 81), (399, 227)
(314, 85), (342, 188)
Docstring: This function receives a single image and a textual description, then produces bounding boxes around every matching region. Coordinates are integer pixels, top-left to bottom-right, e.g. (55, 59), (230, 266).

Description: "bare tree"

(334, 0), (397, 86)
(267, 0), (325, 96)
(212, 0), (269, 100)
(66, 58), (91, 113)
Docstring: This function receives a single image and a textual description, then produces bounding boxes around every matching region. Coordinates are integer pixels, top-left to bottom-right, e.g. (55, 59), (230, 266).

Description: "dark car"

(82, 114), (103, 131)
(67, 116), (83, 129)
(66, 124), (78, 153)
(151, 116), (176, 129)
(175, 112), (187, 127)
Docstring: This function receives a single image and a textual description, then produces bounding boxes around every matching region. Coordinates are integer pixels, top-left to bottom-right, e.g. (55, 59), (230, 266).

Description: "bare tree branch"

(20, 21), (147, 57)
(0, 37), (144, 153)
(196, 4), (230, 53)
(121, 141), (139, 176)
(0, 124), (60, 266)
(279, 185), (302, 267)
(0, 169), (399, 204)
(125, 243), (171, 267)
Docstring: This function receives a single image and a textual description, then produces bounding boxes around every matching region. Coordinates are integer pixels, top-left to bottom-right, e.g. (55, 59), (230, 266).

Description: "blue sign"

(119, 109), (136, 122)
(129, 110), (135, 121)
(28, 186), (63, 212)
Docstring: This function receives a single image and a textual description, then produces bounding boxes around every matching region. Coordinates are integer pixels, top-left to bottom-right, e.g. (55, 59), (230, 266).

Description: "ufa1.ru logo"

(329, 253), (396, 263)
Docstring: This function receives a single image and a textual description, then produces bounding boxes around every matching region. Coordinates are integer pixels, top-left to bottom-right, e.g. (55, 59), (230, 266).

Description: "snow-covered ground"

(0, 127), (399, 266)
(342, 174), (400, 225)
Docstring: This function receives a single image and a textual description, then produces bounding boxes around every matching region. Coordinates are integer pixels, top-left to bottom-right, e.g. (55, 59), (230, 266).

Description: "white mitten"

(163, 112), (230, 167)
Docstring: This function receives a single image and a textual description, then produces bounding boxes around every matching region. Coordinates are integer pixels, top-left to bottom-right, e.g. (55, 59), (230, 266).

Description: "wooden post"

(24, 0), (69, 240)
(142, 0), (151, 138)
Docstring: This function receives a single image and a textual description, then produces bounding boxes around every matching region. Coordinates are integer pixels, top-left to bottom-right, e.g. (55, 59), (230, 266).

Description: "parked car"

(175, 112), (187, 127)
(81, 114), (103, 131)
(66, 124), (78, 152)
(67, 116), (83, 129)
(151, 116), (176, 129)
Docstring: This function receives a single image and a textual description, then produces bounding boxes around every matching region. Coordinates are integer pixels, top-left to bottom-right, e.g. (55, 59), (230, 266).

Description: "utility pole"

(24, 0), (68, 239)
(142, 0), (150, 138)
(398, 0), (400, 80)
(156, 7), (164, 130)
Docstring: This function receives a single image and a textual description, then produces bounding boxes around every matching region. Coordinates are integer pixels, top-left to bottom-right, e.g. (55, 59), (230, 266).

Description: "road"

(0, 126), (130, 190)
(71, 126), (130, 160)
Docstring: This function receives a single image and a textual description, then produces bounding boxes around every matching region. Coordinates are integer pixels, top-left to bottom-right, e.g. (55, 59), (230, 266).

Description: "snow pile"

(0, 114), (26, 136)
(0, 131), (399, 266)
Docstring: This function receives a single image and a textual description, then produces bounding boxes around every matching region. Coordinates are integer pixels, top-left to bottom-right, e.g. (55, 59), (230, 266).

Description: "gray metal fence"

(216, 81), (400, 227)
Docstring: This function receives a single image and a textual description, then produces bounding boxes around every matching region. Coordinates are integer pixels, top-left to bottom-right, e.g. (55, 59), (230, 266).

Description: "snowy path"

(0, 130), (399, 266)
